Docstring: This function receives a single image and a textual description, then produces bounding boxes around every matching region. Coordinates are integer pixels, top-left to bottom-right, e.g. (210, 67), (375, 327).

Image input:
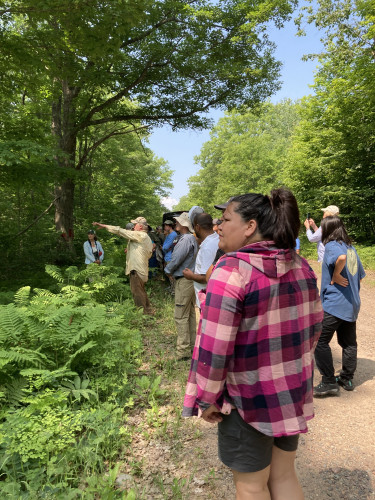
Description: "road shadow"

(354, 357), (375, 387)
(329, 354), (375, 388)
(310, 467), (374, 500)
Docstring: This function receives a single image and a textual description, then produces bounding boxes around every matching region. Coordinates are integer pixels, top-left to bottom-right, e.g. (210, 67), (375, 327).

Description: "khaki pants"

(129, 270), (152, 315)
(174, 277), (196, 358)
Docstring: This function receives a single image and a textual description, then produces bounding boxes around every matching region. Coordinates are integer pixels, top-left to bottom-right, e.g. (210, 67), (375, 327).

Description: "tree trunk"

(52, 80), (79, 255)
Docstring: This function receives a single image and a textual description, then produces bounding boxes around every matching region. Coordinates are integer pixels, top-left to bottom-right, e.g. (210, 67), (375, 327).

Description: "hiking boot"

(313, 381), (340, 397)
(336, 376), (354, 391)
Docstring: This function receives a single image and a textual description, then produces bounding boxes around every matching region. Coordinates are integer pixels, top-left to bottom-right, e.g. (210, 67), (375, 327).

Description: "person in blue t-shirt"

(314, 216), (366, 397)
(162, 220), (178, 293)
(295, 237), (300, 254)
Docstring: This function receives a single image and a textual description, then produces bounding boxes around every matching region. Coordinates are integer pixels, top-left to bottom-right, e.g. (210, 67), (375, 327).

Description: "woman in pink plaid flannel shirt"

(183, 189), (323, 500)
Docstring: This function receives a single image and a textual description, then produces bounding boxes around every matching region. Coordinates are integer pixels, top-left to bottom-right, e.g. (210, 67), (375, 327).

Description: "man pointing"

(93, 217), (153, 315)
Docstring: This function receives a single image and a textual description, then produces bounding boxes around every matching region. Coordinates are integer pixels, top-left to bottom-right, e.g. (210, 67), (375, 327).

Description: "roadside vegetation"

(0, 267), (204, 498)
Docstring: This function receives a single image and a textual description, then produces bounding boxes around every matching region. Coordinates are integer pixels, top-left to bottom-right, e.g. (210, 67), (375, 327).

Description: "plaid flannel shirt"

(183, 241), (323, 437)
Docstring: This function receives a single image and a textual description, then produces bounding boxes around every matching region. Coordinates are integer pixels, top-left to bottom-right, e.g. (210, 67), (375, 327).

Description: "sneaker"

(313, 381), (340, 397)
(336, 376), (354, 391)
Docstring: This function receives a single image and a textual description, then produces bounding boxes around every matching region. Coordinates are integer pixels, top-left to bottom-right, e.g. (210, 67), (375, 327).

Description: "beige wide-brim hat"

(174, 212), (194, 233)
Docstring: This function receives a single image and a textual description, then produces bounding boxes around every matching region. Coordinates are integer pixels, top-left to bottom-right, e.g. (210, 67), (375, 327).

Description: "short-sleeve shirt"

(162, 231), (177, 262)
(193, 232), (219, 307)
(321, 241), (366, 322)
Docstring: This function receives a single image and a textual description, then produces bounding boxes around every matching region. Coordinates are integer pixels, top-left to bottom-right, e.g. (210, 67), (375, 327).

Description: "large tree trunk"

(52, 80), (79, 256)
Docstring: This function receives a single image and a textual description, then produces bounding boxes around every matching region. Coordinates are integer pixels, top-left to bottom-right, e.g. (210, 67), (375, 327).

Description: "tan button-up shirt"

(107, 226), (153, 282)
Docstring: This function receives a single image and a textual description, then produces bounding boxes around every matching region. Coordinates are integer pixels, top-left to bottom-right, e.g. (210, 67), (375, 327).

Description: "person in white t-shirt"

(183, 213), (219, 309)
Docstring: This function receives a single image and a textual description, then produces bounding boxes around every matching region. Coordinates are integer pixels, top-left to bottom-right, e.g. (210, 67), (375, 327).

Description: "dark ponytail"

(321, 216), (351, 246)
(231, 188), (300, 249)
(269, 188), (300, 249)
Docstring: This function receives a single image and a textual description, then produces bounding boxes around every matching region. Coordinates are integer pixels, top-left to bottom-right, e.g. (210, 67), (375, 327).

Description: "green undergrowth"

(0, 266), (201, 499)
(0, 265), (152, 498)
(110, 278), (206, 499)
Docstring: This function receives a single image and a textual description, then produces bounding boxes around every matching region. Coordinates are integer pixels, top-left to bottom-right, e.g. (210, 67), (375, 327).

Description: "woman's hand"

(331, 270), (348, 287)
(331, 254), (348, 287)
(201, 405), (223, 424)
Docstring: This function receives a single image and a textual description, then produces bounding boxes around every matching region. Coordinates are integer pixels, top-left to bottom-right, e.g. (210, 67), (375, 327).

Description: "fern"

(65, 341), (97, 367)
(45, 264), (64, 283)
(13, 286), (31, 306)
(33, 288), (54, 298)
(0, 304), (25, 342)
(0, 347), (49, 369)
(4, 377), (28, 406)
(20, 367), (77, 380)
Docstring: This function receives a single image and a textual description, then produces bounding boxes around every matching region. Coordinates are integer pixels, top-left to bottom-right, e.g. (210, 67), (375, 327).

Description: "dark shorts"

(218, 410), (300, 473)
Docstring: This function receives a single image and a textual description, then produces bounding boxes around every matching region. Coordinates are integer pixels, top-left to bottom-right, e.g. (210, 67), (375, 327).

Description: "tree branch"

(122, 15), (178, 47)
(78, 59), (155, 131)
(76, 124), (150, 170)
(12, 196), (60, 239)
(85, 92), (230, 127)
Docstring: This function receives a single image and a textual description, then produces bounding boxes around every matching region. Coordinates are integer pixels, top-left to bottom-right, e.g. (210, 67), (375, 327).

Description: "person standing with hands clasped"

(84, 229), (104, 266)
(313, 216), (365, 396)
(183, 189), (323, 500)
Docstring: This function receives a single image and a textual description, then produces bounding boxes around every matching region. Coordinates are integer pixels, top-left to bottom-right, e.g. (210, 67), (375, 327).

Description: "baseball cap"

(131, 216), (148, 224)
(87, 229), (96, 235)
(214, 197), (235, 210)
(321, 205), (339, 215)
(164, 219), (175, 226)
(174, 212), (194, 233)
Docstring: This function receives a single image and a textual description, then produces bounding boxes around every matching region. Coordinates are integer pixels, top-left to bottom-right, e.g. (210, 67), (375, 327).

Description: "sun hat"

(321, 205), (339, 215)
(174, 212), (194, 233)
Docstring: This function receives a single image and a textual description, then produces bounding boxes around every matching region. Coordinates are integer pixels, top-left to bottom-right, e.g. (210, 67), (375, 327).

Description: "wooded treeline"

(0, 0), (298, 280)
(177, 0), (375, 242)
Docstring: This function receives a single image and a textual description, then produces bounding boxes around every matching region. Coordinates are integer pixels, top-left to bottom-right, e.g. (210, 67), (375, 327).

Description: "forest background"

(0, 0), (374, 498)
(1, 0), (374, 284)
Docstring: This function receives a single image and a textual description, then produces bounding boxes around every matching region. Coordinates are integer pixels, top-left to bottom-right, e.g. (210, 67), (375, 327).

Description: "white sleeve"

(306, 226), (322, 243)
